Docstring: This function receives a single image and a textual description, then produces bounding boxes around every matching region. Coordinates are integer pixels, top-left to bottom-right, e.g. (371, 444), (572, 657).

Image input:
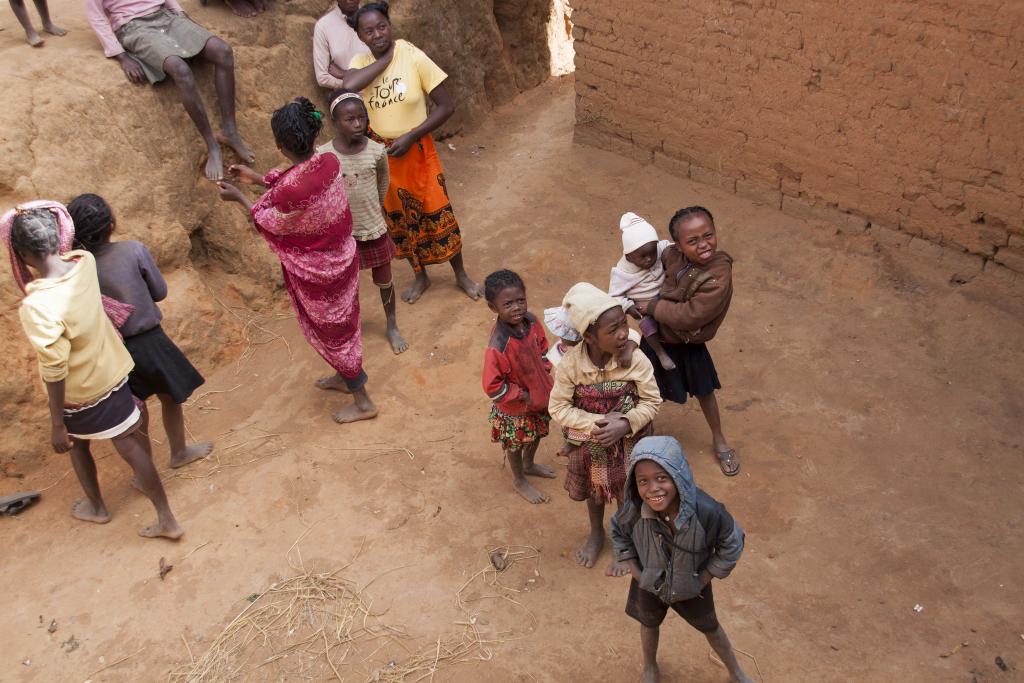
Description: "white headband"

(329, 92), (365, 116)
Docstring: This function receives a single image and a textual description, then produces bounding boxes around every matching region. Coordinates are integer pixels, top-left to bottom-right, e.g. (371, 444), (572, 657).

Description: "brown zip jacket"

(647, 247), (733, 344)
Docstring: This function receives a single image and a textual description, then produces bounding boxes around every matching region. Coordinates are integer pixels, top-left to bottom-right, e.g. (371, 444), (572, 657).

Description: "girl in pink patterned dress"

(217, 97), (378, 424)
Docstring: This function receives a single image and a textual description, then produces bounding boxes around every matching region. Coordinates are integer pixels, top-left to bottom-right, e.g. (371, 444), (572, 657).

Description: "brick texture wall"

(571, 0), (1024, 273)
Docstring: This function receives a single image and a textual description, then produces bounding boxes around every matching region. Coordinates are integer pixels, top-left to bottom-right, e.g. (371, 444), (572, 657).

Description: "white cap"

(620, 212), (658, 255)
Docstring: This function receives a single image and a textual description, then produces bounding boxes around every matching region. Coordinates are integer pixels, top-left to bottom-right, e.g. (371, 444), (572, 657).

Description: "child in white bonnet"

(608, 212), (676, 370)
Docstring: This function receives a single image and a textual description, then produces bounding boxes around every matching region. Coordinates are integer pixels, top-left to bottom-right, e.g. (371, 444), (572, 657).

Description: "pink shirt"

(84, 0), (182, 57)
(312, 6), (369, 90)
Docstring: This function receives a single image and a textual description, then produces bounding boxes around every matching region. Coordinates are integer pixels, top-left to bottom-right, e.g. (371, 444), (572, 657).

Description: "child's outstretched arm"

(483, 347), (529, 408)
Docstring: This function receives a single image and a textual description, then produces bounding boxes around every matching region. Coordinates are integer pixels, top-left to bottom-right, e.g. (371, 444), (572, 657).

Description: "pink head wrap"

(2, 200), (134, 329)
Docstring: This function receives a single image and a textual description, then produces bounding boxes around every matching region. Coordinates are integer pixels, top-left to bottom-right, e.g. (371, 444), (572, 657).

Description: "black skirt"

(641, 339), (721, 404)
(122, 326), (205, 403)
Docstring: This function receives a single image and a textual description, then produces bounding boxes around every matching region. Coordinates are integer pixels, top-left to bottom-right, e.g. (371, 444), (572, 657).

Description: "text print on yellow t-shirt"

(368, 77), (406, 110)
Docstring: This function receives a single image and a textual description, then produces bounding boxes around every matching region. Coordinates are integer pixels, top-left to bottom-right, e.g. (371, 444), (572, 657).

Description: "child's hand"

(50, 424), (72, 454)
(627, 305), (642, 320)
(115, 54), (146, 85)
(617, 340), (638, 365)
(634, 300), (650, 316)
(228, 164), (262, 185)
(592, 415), (630, 448)
(216, 181), (246, 203)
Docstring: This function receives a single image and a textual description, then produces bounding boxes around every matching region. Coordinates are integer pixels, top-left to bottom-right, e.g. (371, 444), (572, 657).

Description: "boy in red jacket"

(482, 269), (557, 504)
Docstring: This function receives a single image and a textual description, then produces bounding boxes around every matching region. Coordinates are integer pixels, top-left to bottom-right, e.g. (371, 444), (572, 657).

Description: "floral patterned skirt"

(489, 405), (550, 450)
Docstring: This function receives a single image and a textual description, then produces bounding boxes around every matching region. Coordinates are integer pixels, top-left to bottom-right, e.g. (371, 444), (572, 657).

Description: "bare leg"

(576, 497), (605, 568)
(111, 428), (183, 539)
(158, 394), (213, 468)
(68, 439), (111, 523)
(315, 372), (351, 393)
(9, 0), (44, 46)
(696, 392), (739, 474)
(31, 0), (64, 34)
(163, 55), (223, 180)
(449, 252), (482, 300)
(203, 38), (255, 163)
(332, 385), (378, 424)
(706, 626), (755, 683)
(640, 624), (661, 683)
(401, 259), (431, 304)
(380, 284), (408, 354)
(508, 447), (549, 504)
(522, 439), (555, 478)
(643, 334), (676, 371)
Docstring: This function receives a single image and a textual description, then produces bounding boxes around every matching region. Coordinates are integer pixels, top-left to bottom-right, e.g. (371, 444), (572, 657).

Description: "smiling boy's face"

(634, 459), (679, 515)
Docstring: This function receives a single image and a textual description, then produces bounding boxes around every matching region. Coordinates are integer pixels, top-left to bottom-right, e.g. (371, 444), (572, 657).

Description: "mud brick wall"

(571, 0), (1024, 274)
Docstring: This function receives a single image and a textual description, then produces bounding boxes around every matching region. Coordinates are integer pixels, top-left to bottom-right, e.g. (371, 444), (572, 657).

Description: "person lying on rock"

(313, 0), (368, 91)
(85, 0), (254, 180)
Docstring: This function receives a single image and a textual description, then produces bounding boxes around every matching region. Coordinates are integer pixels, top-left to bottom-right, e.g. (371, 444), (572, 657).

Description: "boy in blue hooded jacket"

(611, 436), (753, 683)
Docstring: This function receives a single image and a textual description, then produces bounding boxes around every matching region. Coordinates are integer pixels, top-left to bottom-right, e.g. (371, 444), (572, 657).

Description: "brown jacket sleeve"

(649, 269), (732, 332)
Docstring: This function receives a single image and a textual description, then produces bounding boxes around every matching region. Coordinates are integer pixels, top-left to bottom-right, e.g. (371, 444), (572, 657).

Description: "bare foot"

(205, 144), (224, 181)
(401, 273), (431, 304)
(315, 373), (351, 393)
(455, 271), (483, 301)
(576, 530), (604, 568)
(524, 462), (557, 479)
(731, 673), (756, 683)
(170, 442), (214, 469)
(26, 30), (44, 47)
(42, 23), (67, 36)
(223, 0), (257, 17)
(556, 441), (576, 458)
(605, 559), (630, 577)
(641, 663), (661, 683)
(656, 354), (677, 371)
(251, 0), (267, 10)
(513, 477), (549, 504)
(387, 325), (409, 354)
(70, 498), (111, 524)
(138, 521), (184, 540)
(217, 130), (256, 164)
(332, 404), (379, 424)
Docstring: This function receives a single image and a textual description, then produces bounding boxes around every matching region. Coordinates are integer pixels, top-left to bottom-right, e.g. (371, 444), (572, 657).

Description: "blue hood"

(622, 436), (697, 531)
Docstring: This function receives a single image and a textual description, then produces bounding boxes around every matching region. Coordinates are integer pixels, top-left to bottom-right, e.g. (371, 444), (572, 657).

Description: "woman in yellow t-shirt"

(344, 1), (482, 305)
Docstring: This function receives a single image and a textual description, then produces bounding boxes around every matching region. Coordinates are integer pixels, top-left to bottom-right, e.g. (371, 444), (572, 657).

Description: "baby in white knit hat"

(608, 212), (676, 370)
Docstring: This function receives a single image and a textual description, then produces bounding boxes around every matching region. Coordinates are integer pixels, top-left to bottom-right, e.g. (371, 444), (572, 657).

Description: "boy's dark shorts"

(625, 578), (719, 632)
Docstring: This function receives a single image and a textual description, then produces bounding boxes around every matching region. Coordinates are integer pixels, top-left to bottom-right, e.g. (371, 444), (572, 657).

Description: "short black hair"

(67, 193), (113, 253)
(484, 269), (525, 304)
(270, 97), (323, 158)
(10, 208), (59, 257)
(347, 1), (390, 30)
(668, 206), (715, 239)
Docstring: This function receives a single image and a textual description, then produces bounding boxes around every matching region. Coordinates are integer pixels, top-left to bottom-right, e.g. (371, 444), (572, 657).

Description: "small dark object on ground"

(60, 635), (80, 652)
(489, 549), (508, 571)
(159, 557), (173, 580)
(0, 492), (40, 516)
(995, 656), (1009, 672)
(47, 619), (57, 634)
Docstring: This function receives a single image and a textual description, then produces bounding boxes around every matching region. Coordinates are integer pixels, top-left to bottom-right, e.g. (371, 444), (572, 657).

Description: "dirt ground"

(2, 71), (1023, 681)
